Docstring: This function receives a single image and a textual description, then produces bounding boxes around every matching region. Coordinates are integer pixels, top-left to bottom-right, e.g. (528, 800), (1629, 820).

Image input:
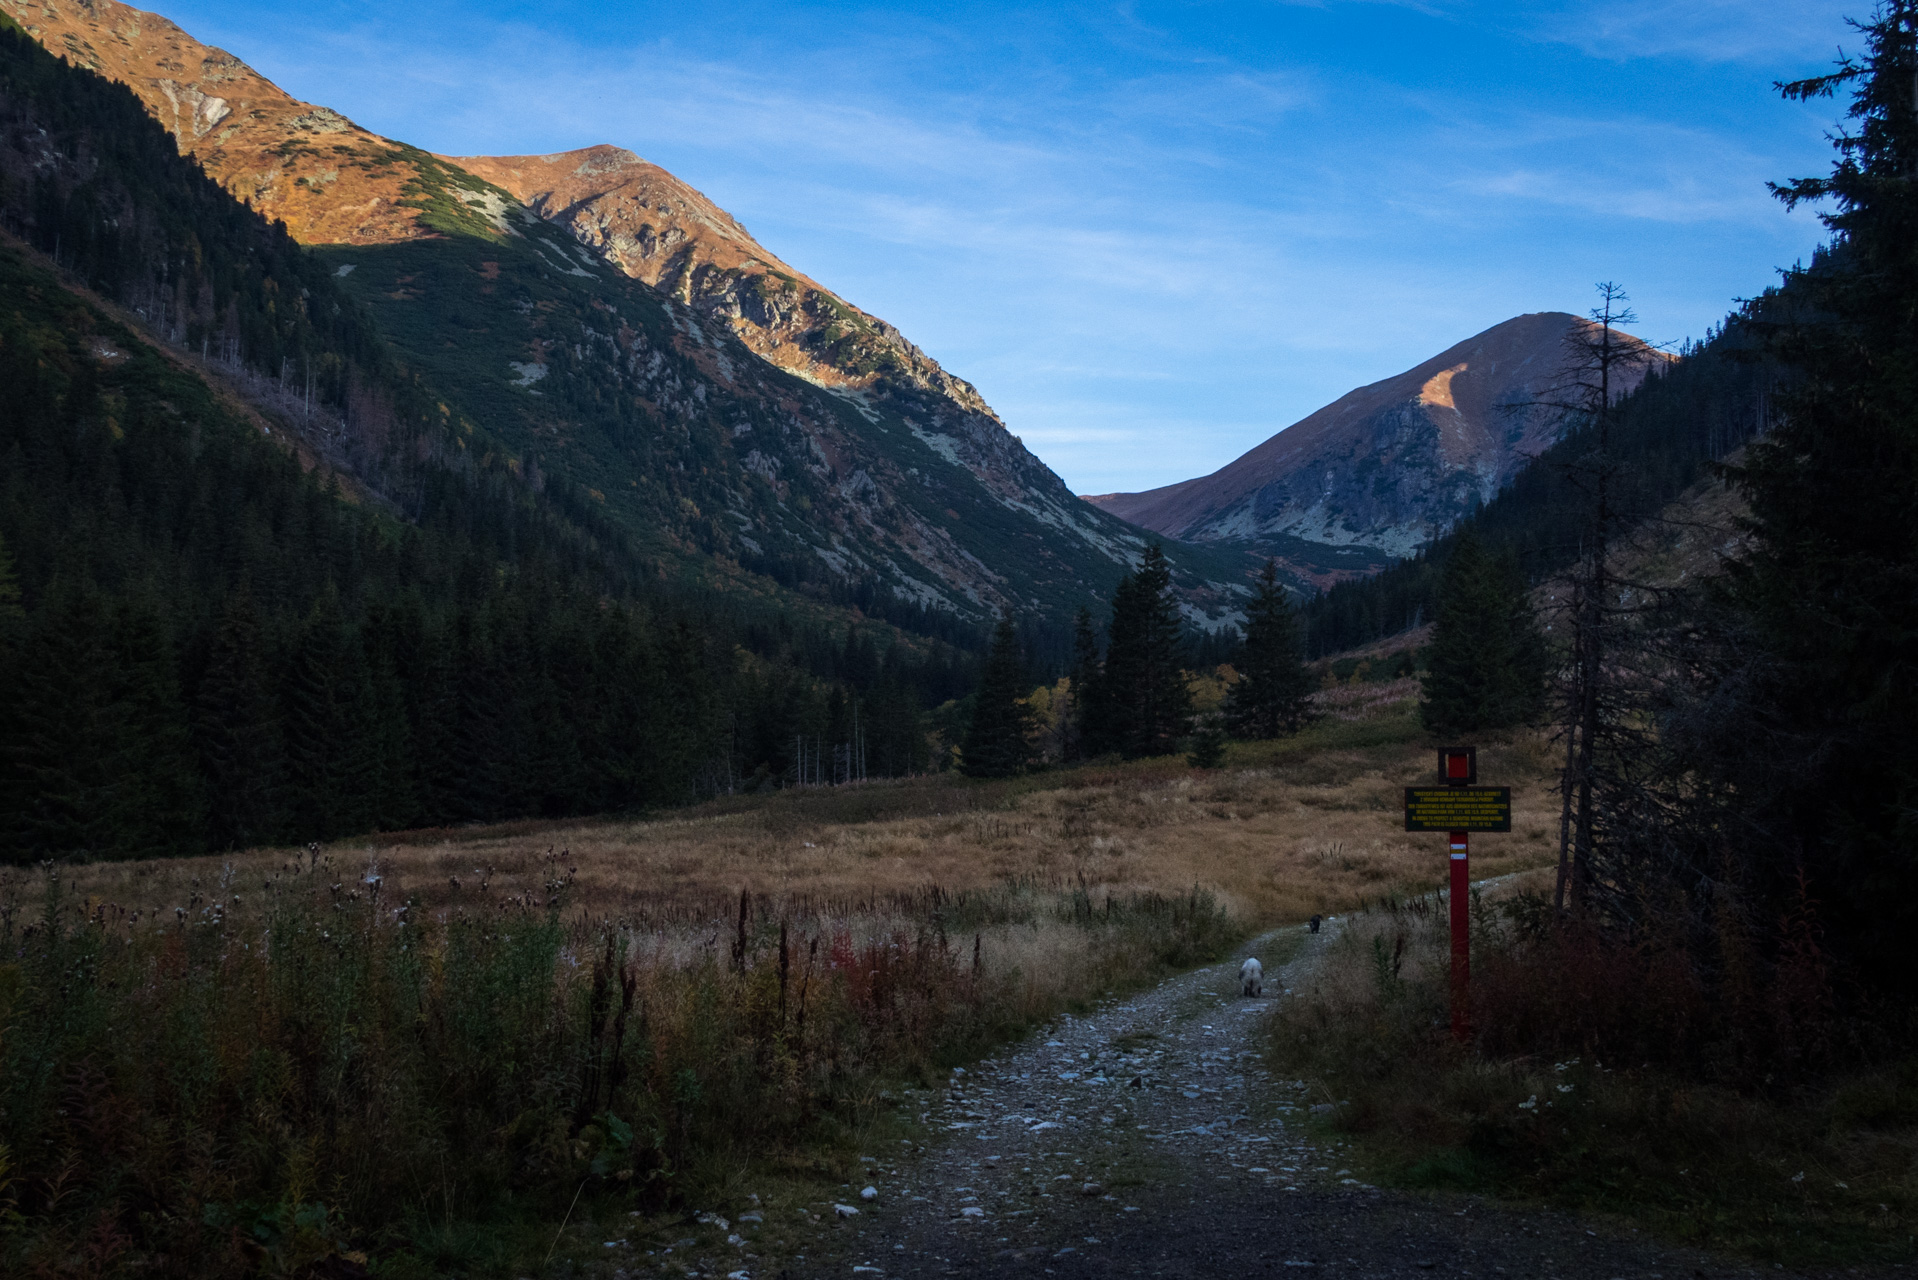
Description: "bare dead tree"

(1523, 285), (1667, 916)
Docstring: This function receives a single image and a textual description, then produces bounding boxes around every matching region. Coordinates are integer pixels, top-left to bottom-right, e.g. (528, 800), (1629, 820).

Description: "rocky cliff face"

(1087, 313), (1661, 559)
(5, 0), (1247, 626)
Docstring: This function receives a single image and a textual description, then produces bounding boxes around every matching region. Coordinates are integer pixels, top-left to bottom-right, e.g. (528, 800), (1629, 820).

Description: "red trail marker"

(1401, 747), (1509, 1041)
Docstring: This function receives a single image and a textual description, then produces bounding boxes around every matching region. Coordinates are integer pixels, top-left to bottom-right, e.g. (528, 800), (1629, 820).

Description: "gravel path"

(762, 921), (1901, 1280)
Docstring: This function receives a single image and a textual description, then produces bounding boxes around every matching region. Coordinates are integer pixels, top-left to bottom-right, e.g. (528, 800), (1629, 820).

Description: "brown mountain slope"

(0, 0), (475, 243)
(450, 146), (1001, 420)
(1087, 312), (1661, 558)
(0, 0), (1001, 441)
(5, 0), (1246, 626)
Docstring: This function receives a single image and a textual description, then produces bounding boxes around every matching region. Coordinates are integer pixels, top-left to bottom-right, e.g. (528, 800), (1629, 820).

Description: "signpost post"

(1403, 746), (1510, 1041)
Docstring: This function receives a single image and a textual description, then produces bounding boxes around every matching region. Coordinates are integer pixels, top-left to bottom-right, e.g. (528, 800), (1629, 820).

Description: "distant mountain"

(1087, 313), (1661, 564)
(2, 0), (1252, 629)
(1297, 318), (1772, 658)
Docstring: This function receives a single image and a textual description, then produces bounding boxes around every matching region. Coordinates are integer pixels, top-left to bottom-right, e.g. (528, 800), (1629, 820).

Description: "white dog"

(1239, 957), (1263, 998)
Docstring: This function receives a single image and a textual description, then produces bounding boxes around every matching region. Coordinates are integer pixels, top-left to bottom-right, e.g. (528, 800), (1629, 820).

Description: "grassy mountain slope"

(316, 213), (1217, 633)
(3, 0), (1256, 629)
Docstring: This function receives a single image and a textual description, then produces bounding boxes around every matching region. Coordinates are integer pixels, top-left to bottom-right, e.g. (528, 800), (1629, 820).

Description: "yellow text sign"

(1403, 786), (1512, 833)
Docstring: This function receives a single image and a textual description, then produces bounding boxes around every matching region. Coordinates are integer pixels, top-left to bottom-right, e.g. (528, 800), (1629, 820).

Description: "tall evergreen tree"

(107, 594), (204, 856)
(0, 534), (20, 624)
(1067, 605), (1107, 760)
(194, 589), (287, 849)
(866, 667), (927, 778)
(0, 536), (20, 836)
(1420, 529), (1548, 737)
(1224, 560), (1316, 739)
(281, 585), (379, 839)
(960, 616), (1034, 778)
(1683, 4), (1918, 986)
(1102, 544), (1193, 759)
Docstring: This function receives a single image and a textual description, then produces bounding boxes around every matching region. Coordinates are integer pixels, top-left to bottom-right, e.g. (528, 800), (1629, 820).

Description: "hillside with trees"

(0, 20), (966, 859)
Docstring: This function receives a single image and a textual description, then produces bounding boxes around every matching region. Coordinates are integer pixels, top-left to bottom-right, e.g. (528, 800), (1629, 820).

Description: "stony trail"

(756, 922), (1886, 1280)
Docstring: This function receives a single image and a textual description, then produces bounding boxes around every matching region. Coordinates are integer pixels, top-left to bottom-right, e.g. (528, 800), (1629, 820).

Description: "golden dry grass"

(0, 697), (1580, 1276)
(30, 700), (1563, 937)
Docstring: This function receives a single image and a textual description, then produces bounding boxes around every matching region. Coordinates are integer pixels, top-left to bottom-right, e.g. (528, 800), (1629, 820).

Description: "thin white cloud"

(1530, 0), (1857, 64)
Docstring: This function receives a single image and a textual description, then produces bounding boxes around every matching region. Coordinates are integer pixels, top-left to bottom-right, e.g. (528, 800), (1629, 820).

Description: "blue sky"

(162, 0), (1849, 494)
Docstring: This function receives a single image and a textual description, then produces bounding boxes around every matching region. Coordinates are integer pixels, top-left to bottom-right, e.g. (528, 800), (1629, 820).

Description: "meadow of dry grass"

(0, 691), (1582, 1276)
(39, 698), (1561, 938)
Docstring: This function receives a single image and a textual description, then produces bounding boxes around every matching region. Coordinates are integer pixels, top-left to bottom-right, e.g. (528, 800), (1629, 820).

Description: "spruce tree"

(1420, 528), (1548, 736)
(0, 533), (20, 624)
(1224, 559), (1316, 739)
(867, 670), (926, 778)
(1102, 544), (1193, 758)
(1068, 605), (1107, 760)
(194, 589), (287, 849)
(1185, 721), (1227, 769)
(282, 585), (378, 839)
(1693, 4), (1918, 984)
(2, 582), (199, 857)
(0, 536), (20, 847)
(960, 615), (1034, 778)
(107, 594), (204, 856)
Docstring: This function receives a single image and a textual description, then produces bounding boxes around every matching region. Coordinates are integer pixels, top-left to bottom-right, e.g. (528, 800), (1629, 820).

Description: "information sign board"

(1403, 786), (1512, 832)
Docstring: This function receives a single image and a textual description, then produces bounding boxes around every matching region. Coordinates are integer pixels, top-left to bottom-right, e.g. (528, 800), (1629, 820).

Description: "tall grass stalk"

(0, 862), (1238, 1275)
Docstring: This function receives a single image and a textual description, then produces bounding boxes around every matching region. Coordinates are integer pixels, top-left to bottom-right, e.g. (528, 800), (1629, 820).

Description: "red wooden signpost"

(1403, 746), (1510, 1041)
(1448, 829), (1469, 1041)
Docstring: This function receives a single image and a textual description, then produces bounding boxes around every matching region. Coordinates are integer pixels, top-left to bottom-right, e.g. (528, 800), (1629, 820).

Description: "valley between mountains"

(0, 0), (1627, 626)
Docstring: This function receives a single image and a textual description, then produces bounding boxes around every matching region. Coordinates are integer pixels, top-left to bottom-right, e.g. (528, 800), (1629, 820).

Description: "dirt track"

(753, 924), (1904, 1280)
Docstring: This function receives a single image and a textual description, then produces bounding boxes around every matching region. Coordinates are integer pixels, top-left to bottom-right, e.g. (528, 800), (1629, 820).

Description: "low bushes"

(1267, 893), (1918, 1264)
(0, 862), (1241, 1276)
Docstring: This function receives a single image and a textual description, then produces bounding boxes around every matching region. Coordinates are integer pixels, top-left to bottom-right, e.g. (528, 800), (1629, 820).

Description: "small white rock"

(860, 1185), (878, 1200)
(833, 1203), (859, 1218)
(960, 1206), (985, 1218)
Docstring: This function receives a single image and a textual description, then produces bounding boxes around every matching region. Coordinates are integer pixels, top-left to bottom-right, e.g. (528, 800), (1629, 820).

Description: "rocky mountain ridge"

(2, 0), (1250, 627)
(1088, 312), (1662, 560)
(449, 148), (997, 417)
